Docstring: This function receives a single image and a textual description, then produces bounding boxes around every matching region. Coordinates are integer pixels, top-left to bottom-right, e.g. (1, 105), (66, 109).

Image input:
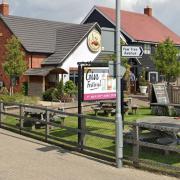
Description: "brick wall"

(28, 54), (48, 68)
(0, 19), (48, 93)
(0, 18), (13, 90)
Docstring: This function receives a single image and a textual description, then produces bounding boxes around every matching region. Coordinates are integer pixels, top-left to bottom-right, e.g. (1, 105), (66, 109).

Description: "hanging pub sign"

(83, 67), (116, 101)
(87, 29), (101, 53)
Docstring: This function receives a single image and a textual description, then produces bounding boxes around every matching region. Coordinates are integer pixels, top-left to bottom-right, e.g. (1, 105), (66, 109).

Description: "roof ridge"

(95, 5), (147, 17)
(94, 5), (180, 44)
(1, 14), (76, 26)
(56, 22), (96, 31)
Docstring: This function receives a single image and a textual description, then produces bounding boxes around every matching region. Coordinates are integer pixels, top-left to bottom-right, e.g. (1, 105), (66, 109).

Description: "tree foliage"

(3, 36), (27, 77)
(153, 38), (180, 83)
(64, 80), (77, 97)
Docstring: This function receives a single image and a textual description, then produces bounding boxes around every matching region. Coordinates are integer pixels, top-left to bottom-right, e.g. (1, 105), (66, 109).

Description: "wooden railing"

(0, 101), (180, 176)
(167, 86), (180, 104)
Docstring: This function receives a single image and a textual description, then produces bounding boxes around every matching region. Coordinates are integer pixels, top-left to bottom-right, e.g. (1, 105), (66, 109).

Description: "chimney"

(144, 6), (152, 16)
(0, 0), (9, 16)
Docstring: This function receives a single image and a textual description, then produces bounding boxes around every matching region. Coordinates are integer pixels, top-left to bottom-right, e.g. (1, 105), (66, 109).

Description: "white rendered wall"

(60, 37), (101, 73)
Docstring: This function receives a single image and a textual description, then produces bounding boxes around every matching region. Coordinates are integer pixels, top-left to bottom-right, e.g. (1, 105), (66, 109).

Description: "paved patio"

(0, 128), (177, 180)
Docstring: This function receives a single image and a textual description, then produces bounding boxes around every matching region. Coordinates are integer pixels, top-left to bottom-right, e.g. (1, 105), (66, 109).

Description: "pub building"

(0, 1), (102, 96)
(82, 5), (180, 86)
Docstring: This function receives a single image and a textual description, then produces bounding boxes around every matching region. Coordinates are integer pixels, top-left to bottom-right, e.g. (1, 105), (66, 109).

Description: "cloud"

(7, 0), (180, 36)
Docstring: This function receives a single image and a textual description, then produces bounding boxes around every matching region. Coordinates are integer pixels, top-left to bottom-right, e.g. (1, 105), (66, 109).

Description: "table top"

(136, 116), (180, 132)
(24, 107), (46, 114)
(99, 98), (132, 105)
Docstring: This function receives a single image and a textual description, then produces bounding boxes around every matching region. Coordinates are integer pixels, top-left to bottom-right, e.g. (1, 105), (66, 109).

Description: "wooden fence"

(167, 86), (180, 104)
(0, 101), (180, 176)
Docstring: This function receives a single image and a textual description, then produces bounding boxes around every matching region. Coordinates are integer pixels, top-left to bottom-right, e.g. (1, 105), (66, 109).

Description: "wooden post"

(45, 109), (50, 142)
(0, 102), (3, 127)
(42, 76), (46, 93)
(19, 104), (24, 133)
(78, 63), (85, 151)
(133, 124), (140, 167)
(78, 116), (86, 151)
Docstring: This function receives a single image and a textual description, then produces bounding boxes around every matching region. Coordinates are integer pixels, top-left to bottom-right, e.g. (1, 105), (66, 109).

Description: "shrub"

(42, 88), (55, 101)
(139, 68), (148, 86)
(56, 79), (64, 99)
(51, 88), (60, 101)
(22, 82), (28, 96)
(139, 78), (148, 86)
(0, 93), (38, 104)
(64, 80), (77, 97)
(0, 87), (9, 95)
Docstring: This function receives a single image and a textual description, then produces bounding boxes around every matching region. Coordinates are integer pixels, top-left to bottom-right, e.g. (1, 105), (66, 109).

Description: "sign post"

(116, 0), (123, 168)
(121, 45), (144, 58)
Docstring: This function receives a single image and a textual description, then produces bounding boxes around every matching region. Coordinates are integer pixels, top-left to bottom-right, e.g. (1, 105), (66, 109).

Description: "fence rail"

(0, 101), (116, 162)
(0, 101), (180, 176)
(167, 85), (180, 104)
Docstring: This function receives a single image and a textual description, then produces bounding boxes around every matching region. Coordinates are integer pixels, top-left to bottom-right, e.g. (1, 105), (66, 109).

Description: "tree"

(3, 36), (27, 95)
(153, 38), (180, 84)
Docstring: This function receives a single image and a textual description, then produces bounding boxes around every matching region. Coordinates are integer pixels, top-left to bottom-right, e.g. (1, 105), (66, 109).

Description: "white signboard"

(121, 46), (144, 58)
(83, 67), (116, 101)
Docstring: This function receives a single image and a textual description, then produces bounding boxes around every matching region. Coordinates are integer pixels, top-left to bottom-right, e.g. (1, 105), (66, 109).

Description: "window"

(144, 44), (151, 54)
(148, 72), (158, 83)
(69, 70), (78, 86)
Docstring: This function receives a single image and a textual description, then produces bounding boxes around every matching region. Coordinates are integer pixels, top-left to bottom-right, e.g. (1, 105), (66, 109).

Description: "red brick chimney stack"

(0, 0), (9, 16)
(144, 6), (152, 16)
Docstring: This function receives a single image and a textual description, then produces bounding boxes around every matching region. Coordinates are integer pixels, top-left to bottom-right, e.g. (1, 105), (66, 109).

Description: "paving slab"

(0, 129), (177, 180)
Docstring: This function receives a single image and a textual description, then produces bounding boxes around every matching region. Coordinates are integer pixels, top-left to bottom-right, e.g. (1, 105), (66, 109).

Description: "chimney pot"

(2, 0), (8, 4)
(0, 0), (9, 16)
(144, 6), (152, 16)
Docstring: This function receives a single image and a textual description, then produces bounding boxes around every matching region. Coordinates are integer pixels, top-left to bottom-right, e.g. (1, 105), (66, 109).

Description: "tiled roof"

(24, 67), (54, 76)
(43, 23), (97, 65)
(1, 15), (97, 65)
(96, 6), (180, 44)
(1, 15), (71, 53)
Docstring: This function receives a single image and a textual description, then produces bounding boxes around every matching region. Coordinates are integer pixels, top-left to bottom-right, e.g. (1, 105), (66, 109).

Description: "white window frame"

(148, 71), (158, 83)
(144, 44), (151, 54)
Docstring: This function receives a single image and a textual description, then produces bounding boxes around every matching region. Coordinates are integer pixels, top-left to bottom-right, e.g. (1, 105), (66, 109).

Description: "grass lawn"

(2, 107), (180, 169)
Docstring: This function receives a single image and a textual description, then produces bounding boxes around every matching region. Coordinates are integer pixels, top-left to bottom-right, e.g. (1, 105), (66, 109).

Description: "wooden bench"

(101, 106), (115, 116)
(52, 114), (68, 126)
(91, 106), (102, 116)
(131, 105), (138, 114)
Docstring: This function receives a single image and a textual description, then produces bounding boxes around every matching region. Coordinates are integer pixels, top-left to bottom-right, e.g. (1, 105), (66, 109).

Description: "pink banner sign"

(83, 67), (116, 101)
(84, 92), (116, 101)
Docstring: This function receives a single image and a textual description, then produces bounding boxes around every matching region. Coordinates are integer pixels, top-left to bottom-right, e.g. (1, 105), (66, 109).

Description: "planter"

(139, 86), (147, 94)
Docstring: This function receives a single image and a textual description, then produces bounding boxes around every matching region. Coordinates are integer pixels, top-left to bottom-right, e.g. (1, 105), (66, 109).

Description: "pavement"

(0, 128), (178, 180)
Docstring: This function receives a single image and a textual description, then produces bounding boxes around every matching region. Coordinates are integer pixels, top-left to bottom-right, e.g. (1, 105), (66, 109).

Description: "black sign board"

(151, 84), (169, 104)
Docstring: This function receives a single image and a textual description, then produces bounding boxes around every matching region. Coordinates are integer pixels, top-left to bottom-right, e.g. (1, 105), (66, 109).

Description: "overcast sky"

(8, 0), (180, 36)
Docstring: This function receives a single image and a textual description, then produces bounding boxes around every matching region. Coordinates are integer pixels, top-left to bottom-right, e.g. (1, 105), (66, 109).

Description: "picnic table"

(92, 98), (133, 116)
(23, 107), (68, 128)
(136, 116), (180, 146)
(24, 107), (47, 128)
